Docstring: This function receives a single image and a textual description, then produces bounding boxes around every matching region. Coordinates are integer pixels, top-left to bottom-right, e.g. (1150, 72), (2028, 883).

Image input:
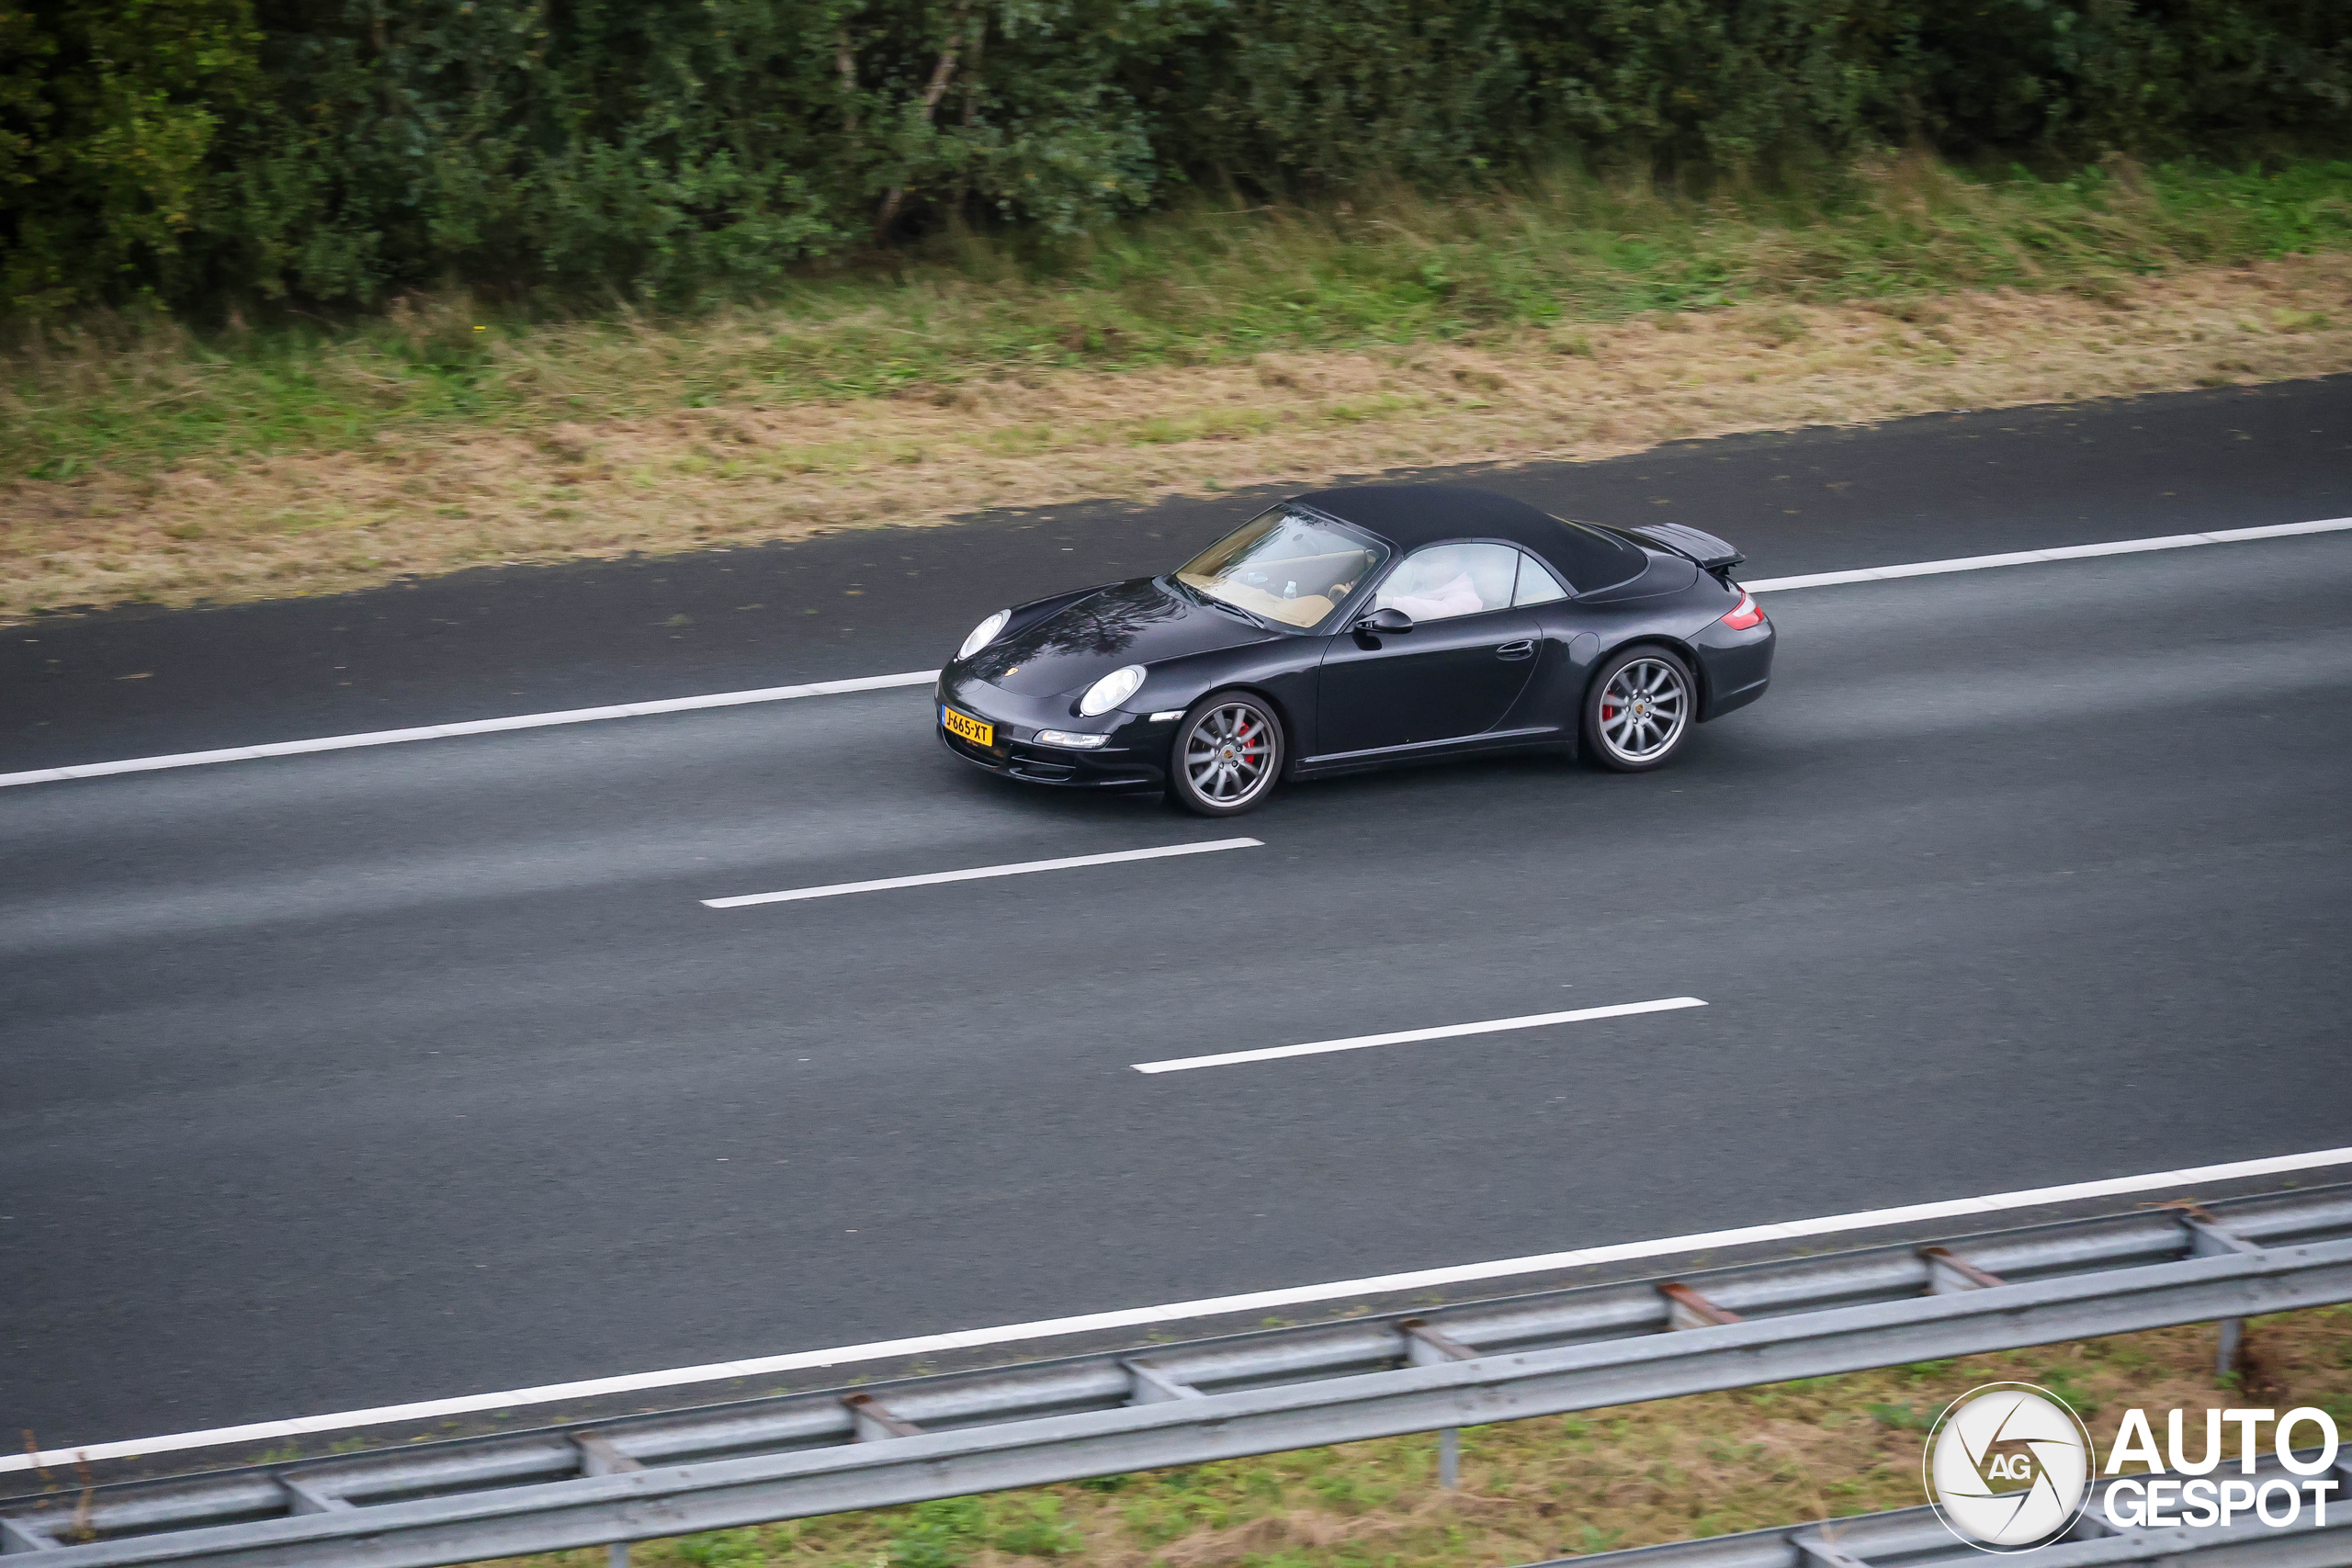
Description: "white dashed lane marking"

(702, 838), (1263, 908)
(1130, 997), (1709, 1073)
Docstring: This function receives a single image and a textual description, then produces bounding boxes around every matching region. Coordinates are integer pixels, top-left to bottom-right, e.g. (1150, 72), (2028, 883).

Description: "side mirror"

(1355, 606), (1414, 636)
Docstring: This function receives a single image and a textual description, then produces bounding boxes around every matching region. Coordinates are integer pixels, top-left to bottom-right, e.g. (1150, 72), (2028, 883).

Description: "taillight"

(1720, 590), (1765, 630)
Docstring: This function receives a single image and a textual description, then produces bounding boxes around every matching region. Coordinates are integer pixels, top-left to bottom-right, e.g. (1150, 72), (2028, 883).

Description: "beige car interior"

(1180, 547), (1374, 628)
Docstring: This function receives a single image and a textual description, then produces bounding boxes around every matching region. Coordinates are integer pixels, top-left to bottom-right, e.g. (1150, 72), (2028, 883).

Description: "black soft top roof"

(1292, 483), (1645, 590)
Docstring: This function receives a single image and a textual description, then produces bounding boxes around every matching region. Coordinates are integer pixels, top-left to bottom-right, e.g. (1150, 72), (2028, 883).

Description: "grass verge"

(431, 1309), (2352, 1568)
(5, 154), (2351, 623)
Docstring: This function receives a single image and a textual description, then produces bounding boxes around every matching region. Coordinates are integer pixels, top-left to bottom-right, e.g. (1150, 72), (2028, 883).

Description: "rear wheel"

(1170, 693), (1283, 816)
(1582, 647), (1694, 772)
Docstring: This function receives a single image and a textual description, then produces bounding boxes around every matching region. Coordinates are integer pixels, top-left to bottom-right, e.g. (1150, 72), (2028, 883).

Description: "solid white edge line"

(8, 515), (2351, 791)
(0, 671), (943, 788)
(703, 839), (1263, 908)
(1132, 997), (1706, 1073)
(1743, 515), (2352, 593)
(14, 1142), (2352, 1474)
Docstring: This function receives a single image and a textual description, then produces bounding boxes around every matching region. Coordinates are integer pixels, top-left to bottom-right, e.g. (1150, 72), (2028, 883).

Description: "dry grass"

(4, 253), (2348, 625)
(446, 1307), (2351, 1568)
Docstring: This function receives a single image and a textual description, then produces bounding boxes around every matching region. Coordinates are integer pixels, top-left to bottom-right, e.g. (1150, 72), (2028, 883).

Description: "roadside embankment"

(7, 160), (2351, 624)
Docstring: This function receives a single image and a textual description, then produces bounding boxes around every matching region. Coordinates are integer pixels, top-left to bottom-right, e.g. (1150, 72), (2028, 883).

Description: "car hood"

(962, 578), (1277, 698)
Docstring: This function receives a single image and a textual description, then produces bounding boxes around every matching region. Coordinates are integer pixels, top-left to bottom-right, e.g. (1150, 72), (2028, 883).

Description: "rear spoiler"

(1623, 522), (1746, 576)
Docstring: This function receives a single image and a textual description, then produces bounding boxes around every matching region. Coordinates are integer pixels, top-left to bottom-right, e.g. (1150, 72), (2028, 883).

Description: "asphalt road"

(7, 377), (2352, 770)
(5, 384), (2351, 1457)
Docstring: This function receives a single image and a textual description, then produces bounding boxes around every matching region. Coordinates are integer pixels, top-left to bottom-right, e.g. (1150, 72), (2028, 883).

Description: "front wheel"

(1169, 692), (1284, 817)
(1582, 647), (1695, 772)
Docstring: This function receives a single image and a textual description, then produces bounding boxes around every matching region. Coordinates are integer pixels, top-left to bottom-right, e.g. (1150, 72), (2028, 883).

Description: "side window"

(1374, 543), (1520, 623)
(1511, 550), (1569, 606)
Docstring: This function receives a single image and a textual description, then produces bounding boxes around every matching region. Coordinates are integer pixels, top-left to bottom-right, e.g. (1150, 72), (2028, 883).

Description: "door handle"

(1495, 639), (1535, 660)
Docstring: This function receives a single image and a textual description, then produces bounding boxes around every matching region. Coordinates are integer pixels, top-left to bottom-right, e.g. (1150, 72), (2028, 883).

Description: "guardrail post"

(2179, 1212), (2265, 1378)
(1123, 1359), (1204, 1405)
(2214, 1315), (2244, 1378)
(843, 1393), (923, 1441)
(275, 1476), (350, 1515)
(573, 1431), (645, 1477)
(1658, 1282), (1743, 1329)
(571, 1431), (647, 1567)
(1918, 1246), (2007, 1294)
(1400, 1318), (1482, 1489)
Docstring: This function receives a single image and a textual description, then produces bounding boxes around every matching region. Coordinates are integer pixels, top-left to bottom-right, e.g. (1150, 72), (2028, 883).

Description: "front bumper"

(934, 676), (1173, 791)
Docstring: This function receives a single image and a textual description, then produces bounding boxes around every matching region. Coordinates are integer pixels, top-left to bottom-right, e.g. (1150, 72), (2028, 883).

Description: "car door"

(1313, 542), (1539, 755)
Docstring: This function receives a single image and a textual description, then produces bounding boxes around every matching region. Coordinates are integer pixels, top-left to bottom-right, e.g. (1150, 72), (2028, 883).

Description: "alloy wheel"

(1597, 657), (1690, 764)
(1183, 703), (1275, 807)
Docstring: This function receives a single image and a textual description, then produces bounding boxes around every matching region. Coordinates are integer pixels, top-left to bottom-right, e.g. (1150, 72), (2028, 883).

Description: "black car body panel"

(1575, 551), (1700, 604)
(962, 578), (1275, 700)
(1312, 601), (1541, 755)
(936, 483), (1773, 794)
(1690, 616), (1775, 719)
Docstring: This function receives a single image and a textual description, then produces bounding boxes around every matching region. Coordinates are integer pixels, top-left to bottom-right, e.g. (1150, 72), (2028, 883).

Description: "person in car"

(1377, 547), (1488, 620)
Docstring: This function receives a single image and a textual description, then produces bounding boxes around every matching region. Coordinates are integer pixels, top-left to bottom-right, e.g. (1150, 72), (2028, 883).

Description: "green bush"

(0, 0), (262, 312)
(3, 0), (2348, 317)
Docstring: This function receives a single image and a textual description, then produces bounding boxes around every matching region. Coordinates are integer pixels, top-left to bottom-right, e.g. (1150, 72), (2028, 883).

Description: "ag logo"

(1925, 1382), (2097, 1552)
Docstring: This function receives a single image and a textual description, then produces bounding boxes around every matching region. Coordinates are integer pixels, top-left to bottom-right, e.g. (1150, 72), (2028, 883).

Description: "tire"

(1169, 692), (1284, 817)
(1581, 646), (1696, 773)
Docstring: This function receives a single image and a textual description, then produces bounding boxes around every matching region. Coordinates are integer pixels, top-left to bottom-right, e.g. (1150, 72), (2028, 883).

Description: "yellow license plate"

(942, 705), (994, 747)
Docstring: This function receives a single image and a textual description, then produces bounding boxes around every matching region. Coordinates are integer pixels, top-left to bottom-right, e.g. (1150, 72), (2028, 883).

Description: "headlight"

(957, 609), (1010, 660)
(1034, 729), (1110, 750)
(1078, 664), (1146, 716)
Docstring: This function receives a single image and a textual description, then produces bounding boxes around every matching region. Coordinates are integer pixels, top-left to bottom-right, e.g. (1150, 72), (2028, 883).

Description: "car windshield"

(1174, 507), (1388, 630)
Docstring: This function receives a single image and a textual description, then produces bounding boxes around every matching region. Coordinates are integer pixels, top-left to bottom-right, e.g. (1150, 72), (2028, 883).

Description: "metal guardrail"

(1525, 1448), (2352, 1567)
(7, 1187), (2350, 1567)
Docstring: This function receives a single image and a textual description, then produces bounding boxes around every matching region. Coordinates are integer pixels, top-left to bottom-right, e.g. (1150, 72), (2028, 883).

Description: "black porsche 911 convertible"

(935, 483), (1774, 816)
